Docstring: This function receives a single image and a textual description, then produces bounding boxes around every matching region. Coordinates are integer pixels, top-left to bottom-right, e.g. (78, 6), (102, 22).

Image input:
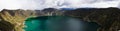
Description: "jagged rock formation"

(0, 7), (120, 31)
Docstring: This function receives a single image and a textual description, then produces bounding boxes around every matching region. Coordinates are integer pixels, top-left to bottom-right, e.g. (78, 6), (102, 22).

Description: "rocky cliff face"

(0, 8), (63, 31)
(0, 9), (36, 31)
(0, 8), (120, 31)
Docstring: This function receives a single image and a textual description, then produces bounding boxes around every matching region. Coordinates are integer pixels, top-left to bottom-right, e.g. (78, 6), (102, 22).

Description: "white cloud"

(0, 0), (119, 10)
(0, 0), (21, 9)
(79, 1), (120, 8)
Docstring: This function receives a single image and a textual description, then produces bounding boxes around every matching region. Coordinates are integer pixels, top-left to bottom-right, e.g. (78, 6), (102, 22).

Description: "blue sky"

(0, 0), (119, 10)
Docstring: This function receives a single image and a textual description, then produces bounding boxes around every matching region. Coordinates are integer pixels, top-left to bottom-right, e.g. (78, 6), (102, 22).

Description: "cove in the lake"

(24, 16), (100, 31)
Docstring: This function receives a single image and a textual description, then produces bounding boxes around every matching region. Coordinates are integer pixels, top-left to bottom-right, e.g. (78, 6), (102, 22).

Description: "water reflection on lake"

(24, 16), (100, 31)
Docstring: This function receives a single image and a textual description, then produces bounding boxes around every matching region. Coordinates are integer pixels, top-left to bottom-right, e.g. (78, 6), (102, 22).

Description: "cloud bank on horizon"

(0, 0), (120, 10)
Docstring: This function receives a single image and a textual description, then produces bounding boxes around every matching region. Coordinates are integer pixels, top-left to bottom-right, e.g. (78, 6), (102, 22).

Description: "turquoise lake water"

(24, 16), (100, 31)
